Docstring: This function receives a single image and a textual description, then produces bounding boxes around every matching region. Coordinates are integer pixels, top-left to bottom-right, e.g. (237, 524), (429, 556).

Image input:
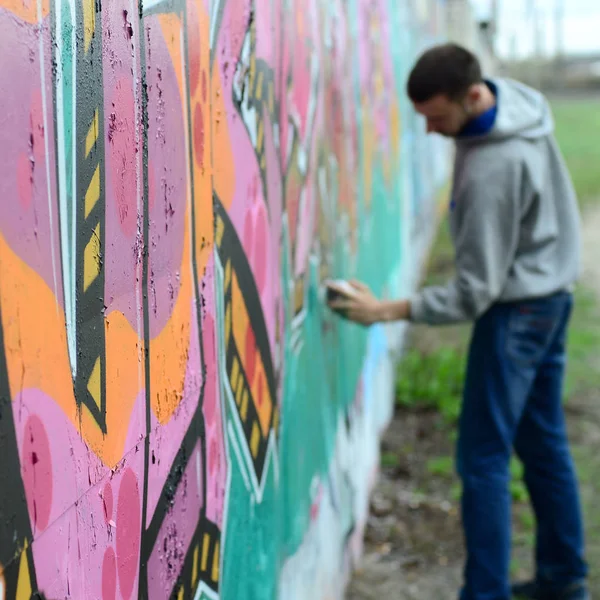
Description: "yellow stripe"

(260, 153), (266, 170)
(294, 279), (304, 313)
(201, 533), (210, 571)
(192, 544), (199, 585)
(256, 119), (264, 152)
(85, 165), (100, 218)
(87, 357), (101, 409)
(211, 541), (220, 582)
(235, 373), (243, 406)
(83, 224), (101, 292)
(249, 55), (256, 91)
(224, 301), (232, 345)
(224, 259), (231, 290)
(255, 71), (264, 100)
(83, 0), (96, 53)
(250, 421), (260, 458)
(269, 83), (274, 114)
(230, 356), (239, 392)
(240, 388), (248, 421)
(177, 586), (184, 600)
(16, 543), (31, 600)
(215, 216), (224, 247)
(85, 110), (99, 157)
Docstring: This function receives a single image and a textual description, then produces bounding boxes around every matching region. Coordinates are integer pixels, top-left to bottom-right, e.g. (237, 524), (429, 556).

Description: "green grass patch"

(510, 458), (528, 503)
(380, 451), (400, 468)
(396, 347), (464, 424)
(518, 510), (535, 532)
(426, 456), (454, 478)
(565, 284), (600, 397)
(551, 98), (600, 206)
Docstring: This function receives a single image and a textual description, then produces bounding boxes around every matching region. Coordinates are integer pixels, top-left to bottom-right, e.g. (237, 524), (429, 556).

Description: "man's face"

(412, 93), (471, 137)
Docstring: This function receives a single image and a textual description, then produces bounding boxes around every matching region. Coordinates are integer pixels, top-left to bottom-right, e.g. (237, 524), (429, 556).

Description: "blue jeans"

(458, 292), (587, 600)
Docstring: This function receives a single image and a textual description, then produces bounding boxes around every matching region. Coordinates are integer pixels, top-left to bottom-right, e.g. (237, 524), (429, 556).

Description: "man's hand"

(327, 280), (411, 326)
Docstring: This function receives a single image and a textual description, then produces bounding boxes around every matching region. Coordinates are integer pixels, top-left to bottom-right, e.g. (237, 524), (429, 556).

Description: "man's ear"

(464, 84), (482, 111)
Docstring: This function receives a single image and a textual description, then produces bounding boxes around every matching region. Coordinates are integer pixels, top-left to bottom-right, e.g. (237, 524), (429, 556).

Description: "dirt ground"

(346, 203), (600, 600)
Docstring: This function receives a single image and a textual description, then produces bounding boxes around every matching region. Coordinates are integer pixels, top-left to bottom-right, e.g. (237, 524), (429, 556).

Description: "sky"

(470, 0), (600, 59)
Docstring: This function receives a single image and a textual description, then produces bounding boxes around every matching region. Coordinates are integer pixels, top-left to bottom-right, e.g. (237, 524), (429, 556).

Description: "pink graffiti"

(116, 468), (141, 600)
(21, 414), (53, 534)
(0, 14), (61, 302)
(147, 442), (203, 600)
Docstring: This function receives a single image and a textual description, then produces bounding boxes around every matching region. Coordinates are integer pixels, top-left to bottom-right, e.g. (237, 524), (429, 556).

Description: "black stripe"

(74, 0), (107, 433)
(215, 198), (276, 402)
(141, 400), (207, 560)
(181, 0), (208, 520)
(138, 4), (152, 596)
(0, 302), (37, 585)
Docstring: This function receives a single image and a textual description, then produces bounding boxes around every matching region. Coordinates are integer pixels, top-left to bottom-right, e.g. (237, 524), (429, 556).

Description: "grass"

(395, 347), (464, 424)
(550, 98), (600, 206)
(426, 456), (454, 478)
(381, 451), (400, 468)
(565, 285), (600, 397)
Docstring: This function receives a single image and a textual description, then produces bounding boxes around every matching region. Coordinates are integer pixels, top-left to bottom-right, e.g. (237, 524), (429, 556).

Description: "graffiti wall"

(0, 0), (448, 598)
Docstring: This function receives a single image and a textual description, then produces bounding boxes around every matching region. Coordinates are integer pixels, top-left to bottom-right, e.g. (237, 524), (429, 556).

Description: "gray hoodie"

(410, 78), (582, 325)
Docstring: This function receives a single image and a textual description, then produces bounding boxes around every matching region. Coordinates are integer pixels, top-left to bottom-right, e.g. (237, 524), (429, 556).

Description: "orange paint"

(148, 212), (193, 424)
(250, 358), (272, 435)
(0, 233), (73, 412)
(189, 1), (214, 276)
(383, 99), (401, 187)
(158, 7), (214, 281)
(145, 7), (215, 425)
(98, 310), (144, 465)
(158, 14), (185, 115)
(211, 61), (235, 210)
(231, 274), (250, 368)
(0, 0), (50, 23)
(231, 275), (272, 435)
(0, 233), (142, 468)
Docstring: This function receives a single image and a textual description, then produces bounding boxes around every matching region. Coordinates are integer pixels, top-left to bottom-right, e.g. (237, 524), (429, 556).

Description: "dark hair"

(407, 43), (482, 103)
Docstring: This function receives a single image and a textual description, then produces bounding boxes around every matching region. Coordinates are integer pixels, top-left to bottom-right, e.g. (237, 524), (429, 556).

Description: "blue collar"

(450, 81), (498, 212)
(458, 80), (498, 137)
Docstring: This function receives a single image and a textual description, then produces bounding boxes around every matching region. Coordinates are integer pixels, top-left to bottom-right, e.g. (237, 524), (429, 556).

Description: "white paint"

(277, 323), (396, 600)
(55, 0), (78, 377)
(222, 354), (278, 501)
(227, 420), (251, 493)
(232, 32), (258, 148)
(193, 581), (219, 600)
(209, 0), (223, 50)
(214, 251), (281, 600)
(215, 249), (278, 501)
(212, 253), (230, 598)
(38, 0), (60, 312)
(70, 0), (77, 368)
(141, 0), (165, 12)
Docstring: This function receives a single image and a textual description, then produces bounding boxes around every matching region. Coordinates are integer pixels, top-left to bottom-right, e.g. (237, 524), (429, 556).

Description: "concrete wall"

(0, 0), (449, 598)
(447, 0), (498, 75)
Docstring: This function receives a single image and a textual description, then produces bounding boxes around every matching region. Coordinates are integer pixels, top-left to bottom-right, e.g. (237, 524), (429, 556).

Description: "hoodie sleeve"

(410, 158), (522, 325)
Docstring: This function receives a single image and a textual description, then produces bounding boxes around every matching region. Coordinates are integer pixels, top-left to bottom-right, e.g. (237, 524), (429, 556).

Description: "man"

(329, 44), (588, 600)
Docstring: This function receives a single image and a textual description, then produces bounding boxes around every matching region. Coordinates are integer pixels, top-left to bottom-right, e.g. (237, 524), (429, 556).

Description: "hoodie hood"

(411, 79), (581, 326)
(459, 77), (554, 144)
